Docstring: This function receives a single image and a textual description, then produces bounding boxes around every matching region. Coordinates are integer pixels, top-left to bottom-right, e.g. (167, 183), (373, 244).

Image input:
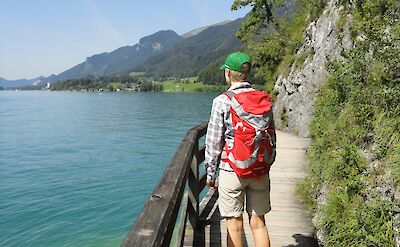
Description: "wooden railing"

(121, 122), (209, 247)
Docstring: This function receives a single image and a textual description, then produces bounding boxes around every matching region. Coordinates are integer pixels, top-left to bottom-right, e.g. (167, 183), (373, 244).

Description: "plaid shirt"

(205, 82), (255, 183)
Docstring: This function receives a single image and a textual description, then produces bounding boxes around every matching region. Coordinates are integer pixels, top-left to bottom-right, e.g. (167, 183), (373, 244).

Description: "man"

(205, 51), (273, 247)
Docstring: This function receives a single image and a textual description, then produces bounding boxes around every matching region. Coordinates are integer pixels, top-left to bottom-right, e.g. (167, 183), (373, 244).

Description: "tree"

(231, 0), (288, 85)
(231, 0), (284, 42)
(231, 0), (327, 87)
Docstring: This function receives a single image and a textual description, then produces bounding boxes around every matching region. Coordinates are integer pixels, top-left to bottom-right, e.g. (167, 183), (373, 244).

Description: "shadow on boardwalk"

(185, 190), (319, 247)
(283, 234), (319, 247)
(183, 131), (319, 247)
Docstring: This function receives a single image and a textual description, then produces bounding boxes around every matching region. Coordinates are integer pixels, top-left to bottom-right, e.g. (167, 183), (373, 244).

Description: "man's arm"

(205, 97), (226, 188)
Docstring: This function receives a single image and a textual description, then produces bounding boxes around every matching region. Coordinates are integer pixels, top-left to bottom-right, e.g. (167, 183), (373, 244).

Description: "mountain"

(55, 30), (183, 81)
(2, 20), (241, 86)
(51, 2), (297, 81)
(132, 18), (244, 78)
(2, 1), (301, 87)
(0, 76), (46, 88)
(181, 20), (232, 39)
(0, 77), (31, 88)
(131, 1), (298, 79)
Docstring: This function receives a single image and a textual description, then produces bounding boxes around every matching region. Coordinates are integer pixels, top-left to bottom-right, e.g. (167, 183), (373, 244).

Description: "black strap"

(231, 84), (251, 91)
(223, 84), (252, 99)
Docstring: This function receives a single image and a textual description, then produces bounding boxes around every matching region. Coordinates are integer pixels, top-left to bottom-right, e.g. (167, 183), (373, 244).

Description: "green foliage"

(160, 80), (226, 92)
(108, 82), (123, 90)
(336, 10), (348, 34)
(141, 81), (163, 92)
(391, 143), (400, 187)
(280, 107), (289, 127)
(232, 0), (327, 84)
(52, 78), (106, 91)
(300, 0), (400, 245)
(198, 57), (226, 85)
(321, 192), (394, 246)
(231, 0), (284, 41)
(129, 72), (146, 77)
(135, 19), (243, 79)
(296, 0), (327, 21)
(51, 74), (167, 92)
(293, 48), (313, 70)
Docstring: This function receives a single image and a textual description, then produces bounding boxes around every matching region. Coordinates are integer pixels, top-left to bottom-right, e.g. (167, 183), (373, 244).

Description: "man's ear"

(225, 69), (231, 83)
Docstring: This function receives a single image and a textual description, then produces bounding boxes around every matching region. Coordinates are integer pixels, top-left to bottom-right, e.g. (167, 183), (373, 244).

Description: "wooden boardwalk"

(183, 131), (318, 247)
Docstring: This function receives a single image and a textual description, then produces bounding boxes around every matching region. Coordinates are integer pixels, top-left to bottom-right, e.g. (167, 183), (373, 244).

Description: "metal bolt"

(151, 194), (162, 200)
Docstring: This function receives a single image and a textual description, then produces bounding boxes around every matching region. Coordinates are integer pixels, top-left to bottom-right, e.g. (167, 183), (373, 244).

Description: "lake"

(0, 91), (217, 247)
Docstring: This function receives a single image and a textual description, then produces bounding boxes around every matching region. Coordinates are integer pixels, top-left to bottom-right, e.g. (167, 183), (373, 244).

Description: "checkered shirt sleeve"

(205, 95), (230, 183)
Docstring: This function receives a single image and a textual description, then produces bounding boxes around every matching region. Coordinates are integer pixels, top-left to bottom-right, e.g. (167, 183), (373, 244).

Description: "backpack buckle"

(259, 128), (267, 139)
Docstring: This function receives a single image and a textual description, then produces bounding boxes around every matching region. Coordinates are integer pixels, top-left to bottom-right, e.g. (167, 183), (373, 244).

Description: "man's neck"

(230, 81), (246, 86)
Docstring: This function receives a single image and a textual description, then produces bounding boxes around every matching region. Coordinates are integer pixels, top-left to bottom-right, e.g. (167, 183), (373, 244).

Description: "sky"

(0, 0), (251, 80)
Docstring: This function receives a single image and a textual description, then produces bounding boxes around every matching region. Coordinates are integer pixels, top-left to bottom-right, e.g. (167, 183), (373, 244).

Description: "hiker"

(205, 51), (276, 247)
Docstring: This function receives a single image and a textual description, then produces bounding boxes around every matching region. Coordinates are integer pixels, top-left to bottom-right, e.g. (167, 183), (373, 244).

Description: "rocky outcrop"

(273, 0), (349, 137)
(272, 1), (399, 245)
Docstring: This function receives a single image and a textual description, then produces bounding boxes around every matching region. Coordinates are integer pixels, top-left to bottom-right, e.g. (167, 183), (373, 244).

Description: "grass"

(129, 72), (146, 77)
(299, 40), (397, 247)
(185, 77), (199, 83)
(109, 82), (123, 89)
(294, 49), (314, 70)
(158, 80), (225, 92)
(158, 79), (266, 93)
(294, 1), (399, 245)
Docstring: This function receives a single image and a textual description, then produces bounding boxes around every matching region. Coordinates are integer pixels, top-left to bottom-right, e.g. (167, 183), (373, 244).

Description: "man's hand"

(206, 178), (218, 189)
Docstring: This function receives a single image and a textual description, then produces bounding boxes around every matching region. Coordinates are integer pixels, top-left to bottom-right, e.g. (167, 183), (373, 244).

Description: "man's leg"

(218, 170), (246, 246)
(227, 216), (243, 247)
(249, 215), (270, 247)
(246, 173), (271, 247)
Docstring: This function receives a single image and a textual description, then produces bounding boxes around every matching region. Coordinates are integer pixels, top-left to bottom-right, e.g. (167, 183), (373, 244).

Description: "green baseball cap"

(220, 52), (251, 72)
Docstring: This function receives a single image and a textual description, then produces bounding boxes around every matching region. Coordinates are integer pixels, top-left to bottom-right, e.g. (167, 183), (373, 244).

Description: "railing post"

(188, 139), (199, 229)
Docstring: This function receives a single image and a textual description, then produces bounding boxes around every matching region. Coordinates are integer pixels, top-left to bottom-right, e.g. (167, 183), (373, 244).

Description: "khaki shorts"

(218, 169), (271, 218)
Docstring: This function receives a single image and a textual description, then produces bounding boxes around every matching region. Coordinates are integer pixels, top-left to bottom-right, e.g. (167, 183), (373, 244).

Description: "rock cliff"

(273, 0), (351, 137)
(273, 1), (400, 245)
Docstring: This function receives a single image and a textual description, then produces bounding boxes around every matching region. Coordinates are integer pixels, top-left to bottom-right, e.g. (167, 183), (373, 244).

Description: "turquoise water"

(0, 91), (216, 247)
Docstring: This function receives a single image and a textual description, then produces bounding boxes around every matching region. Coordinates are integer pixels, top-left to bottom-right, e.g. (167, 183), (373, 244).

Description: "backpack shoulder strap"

(223, 91), (235, 100)
(223, 84), (252, 100)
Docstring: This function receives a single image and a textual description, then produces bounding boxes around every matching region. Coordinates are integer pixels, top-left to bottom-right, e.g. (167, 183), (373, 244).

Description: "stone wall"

(273, 0), (351, 137)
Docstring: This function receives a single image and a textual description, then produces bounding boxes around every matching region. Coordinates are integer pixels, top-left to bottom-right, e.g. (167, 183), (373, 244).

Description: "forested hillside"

(132, 18), (244, 78)
(233, 0), (399, 246)
(55, 30), (183, 81)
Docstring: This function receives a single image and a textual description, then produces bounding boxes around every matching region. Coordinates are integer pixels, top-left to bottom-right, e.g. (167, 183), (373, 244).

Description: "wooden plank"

(188, 147), (199, 229)
(198, 173), (207, 193)
(183, 130), (318, 247)
(121, 124), (317, 247)
(175, 193), (189, 247)
(199, 189), (218, 221)
(197, 146), (206, 164)
(195, 122), (208, 139)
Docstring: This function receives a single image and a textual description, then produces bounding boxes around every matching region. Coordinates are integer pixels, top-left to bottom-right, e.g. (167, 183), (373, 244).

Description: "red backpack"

(221, 89), (276, 178)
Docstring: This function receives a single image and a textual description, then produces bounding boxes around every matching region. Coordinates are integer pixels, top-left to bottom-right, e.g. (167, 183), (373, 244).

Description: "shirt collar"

(228, 82), (251, 91)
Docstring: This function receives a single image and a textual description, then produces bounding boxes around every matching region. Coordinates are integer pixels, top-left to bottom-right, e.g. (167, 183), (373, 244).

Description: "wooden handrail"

(121, 122), (209, 247)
